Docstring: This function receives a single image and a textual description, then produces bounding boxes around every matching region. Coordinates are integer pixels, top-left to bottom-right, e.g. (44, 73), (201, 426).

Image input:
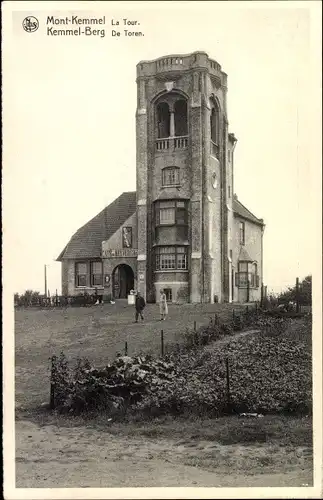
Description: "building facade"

(57, 51), (265, 304)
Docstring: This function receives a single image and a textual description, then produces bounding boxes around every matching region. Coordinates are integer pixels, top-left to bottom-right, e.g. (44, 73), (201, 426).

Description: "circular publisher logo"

(22, 16), (39, 33)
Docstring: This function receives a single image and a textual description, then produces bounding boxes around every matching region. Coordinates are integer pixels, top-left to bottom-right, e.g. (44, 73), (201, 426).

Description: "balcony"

(156, 136), (188, 152)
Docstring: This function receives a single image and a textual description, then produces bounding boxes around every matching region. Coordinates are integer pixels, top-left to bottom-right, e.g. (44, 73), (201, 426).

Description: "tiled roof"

(233, 198), (264, 226)
(57, 192), (136, 261)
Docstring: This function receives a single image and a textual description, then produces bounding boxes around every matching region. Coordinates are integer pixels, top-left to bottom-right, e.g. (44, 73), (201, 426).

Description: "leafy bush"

(134, 317), (312, 417)
(50, 353), (177, 414)
(49, 315), (311, 419)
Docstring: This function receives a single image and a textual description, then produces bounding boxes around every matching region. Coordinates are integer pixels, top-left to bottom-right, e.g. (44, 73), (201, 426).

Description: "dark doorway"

(112, 264), (135, 299)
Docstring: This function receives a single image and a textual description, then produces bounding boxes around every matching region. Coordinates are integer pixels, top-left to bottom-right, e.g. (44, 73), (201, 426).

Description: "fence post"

(161, 330), (164, 357)
(225, 357), (231, 414)
(125, 341), (128, 356)
(49, 356), (55, 410)
(260, 284), (263, 308)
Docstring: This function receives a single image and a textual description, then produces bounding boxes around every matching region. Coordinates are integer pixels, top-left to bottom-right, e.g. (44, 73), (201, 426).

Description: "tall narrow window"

(157, 102), (170, 138)
(91, 261), (103, 286)
(75, 262), (87, 287)
(210, 103), (220, 145)
(176, 246), (187, 269)
(174, 99), (188, 136)
(239, 221), (245, 245)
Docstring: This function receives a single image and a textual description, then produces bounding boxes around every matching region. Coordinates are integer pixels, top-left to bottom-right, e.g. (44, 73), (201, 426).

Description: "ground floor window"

(155, 246), (188, 271)
(164, 288), (173, 302)
(236, 261), (259, 288)
(75, 262), (87, 287)
(91, 261), (103, 286)
(75, 261), (103, 287)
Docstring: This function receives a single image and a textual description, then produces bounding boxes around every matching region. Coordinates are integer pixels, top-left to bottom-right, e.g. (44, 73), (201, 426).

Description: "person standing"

(159, 289), (168, 321)
(135, 291), (146, 322)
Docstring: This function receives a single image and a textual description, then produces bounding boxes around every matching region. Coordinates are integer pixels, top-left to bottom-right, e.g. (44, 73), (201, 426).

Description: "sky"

(3, 0), (322, 296)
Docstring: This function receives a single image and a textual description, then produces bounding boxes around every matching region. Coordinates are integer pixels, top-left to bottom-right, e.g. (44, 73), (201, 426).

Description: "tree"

(14, 290), (42, 307)
(277, 275), (312, 306)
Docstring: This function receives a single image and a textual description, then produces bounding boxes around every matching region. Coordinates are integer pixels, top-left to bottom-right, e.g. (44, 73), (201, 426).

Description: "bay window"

(155, 246), (188, 271)
(155, 200), (188, 226)
(236, 261), (259, 288)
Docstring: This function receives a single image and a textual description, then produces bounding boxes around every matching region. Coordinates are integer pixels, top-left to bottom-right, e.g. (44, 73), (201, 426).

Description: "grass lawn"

(15, 300), (245, 410)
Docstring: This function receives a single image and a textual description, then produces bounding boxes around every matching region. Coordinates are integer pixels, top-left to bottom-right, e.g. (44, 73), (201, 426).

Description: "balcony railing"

(156, 136), (188, 152)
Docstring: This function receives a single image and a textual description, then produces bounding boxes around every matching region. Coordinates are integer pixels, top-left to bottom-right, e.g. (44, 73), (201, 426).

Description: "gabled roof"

(233, 197), (264, 226)
(57, 192), (136, 261)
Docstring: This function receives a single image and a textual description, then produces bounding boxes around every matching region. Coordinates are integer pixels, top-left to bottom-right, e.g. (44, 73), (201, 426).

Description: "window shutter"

(235, 272), (239, 287)
(75, 263), (78, 287)
(256, 275), (260, 288)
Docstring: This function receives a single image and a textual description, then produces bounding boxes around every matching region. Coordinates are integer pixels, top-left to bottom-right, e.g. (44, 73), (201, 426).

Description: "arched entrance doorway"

(112, 264), (135, 299)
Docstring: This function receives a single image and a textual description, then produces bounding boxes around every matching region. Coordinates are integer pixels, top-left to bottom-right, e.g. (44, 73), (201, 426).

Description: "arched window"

(210, 102), (220, 145)
(157, 102), (170, 138)
(174, 99), (188, 137)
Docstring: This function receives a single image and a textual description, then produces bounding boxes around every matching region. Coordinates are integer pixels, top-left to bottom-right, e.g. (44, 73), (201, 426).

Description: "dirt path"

(15, 419), (312, 488)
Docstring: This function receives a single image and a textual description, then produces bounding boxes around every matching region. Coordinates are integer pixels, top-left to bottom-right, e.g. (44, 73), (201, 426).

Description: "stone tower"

(136, 51), (236, 304)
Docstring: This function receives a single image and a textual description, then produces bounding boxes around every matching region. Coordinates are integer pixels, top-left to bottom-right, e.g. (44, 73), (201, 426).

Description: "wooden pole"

(44, 265), (47, 298)
(260, 283), (263, 308)
(49, 356), (55, 410)
(225, 357), (231, 414)
(161, 330), (164, 357)
(296, 277), (300, 313)
(125, 341), (128, 356)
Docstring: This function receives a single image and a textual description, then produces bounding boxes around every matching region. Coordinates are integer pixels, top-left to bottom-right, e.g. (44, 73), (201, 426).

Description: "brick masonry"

(59, 52), (264, 304)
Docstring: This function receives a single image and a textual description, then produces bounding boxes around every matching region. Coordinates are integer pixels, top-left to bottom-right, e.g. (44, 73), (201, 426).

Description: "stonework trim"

(137, 199), (147, 206)
(137, 254), (146, 261)
(191, 252), (202, 258)
(137, 109), (147, 115)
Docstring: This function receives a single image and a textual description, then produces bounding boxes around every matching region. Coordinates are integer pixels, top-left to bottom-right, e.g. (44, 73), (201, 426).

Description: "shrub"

(49, 315), (311, 419)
